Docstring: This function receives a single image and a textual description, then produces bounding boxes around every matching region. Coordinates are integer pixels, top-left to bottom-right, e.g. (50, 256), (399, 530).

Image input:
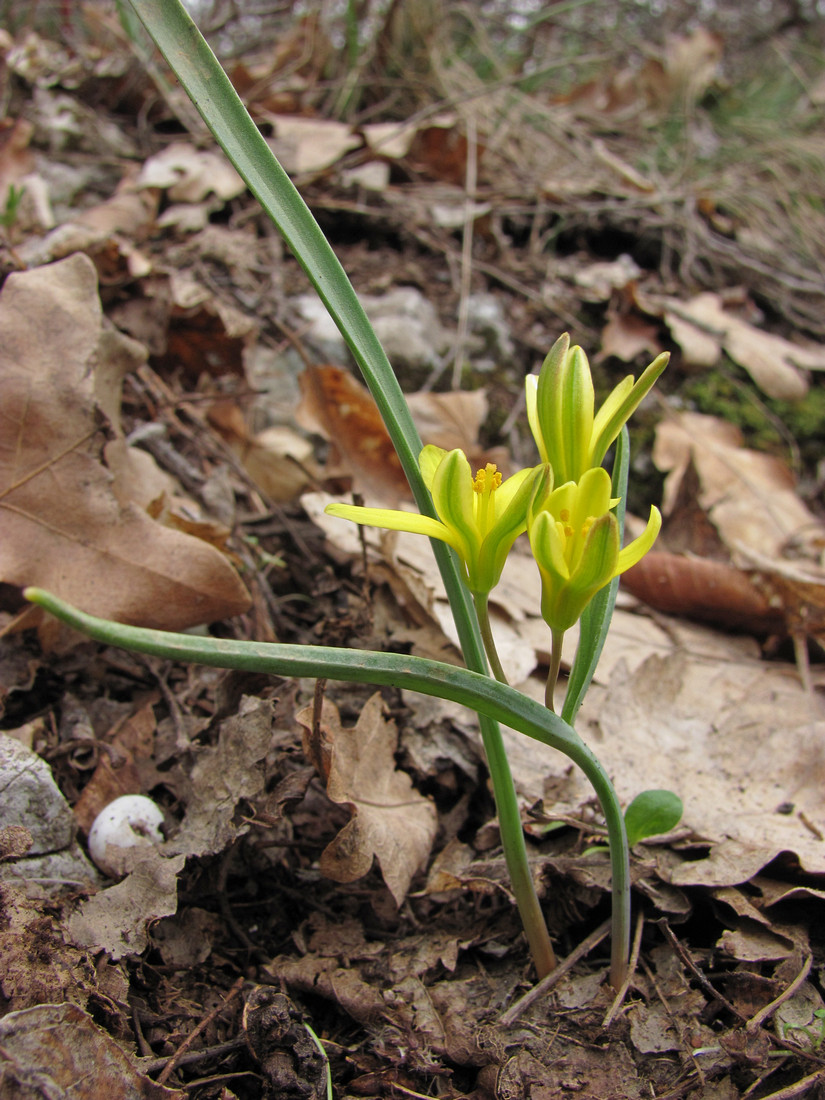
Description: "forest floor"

(2, 7), (825, 1099)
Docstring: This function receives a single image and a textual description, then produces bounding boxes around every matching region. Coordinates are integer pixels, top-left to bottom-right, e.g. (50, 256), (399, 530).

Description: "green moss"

(681, 361), (825, 475)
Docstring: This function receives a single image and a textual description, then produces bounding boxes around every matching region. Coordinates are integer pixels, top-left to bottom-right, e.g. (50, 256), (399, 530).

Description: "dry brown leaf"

(737, 547), (825, 650)
(263, 114), (362, 175)
(0, 887), (97, 1012)
(662, 293), (819, 399)
(152, 907), (219, 968)
(577, 646), (825, 886)
(297, 364), (409, 502)
(360, 118), (422, 160)
(72, 701), (158, 834)
(654, 412), (817, 560)
(0, 1003), (182, 1099)
(407, 116), (475, 186)
(17, 174), (159, 268)
(557, 27), (721, 117)
(406, 388), (509, 473)
(241, 426), (315, 501)
(599, 310), (663, 363)
(662, 309), (721, 368)
(299, 369), (507, 503)
(64, 697), (273, 962)
(621, 551), (786, 634)
(137, 141), (245, 202)
(170, 695), (274, 860)
(104, 438), (178, 509)
(207, 400), (313, 501)
(572, 256), (643, 300)
(297, 693), (437, 905)
(0, 255), (250, 630)
(66, 851), (186, 959)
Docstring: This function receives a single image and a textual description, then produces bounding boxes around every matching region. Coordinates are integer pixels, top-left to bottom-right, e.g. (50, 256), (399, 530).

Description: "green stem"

(127, 0), (554, 981)
(26, 588), (629, 988)
(546, 629), (565, 713)
(473, 592), (509, 686)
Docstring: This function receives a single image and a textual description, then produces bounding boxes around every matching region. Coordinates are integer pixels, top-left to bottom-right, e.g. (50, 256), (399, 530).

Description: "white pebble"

(87, 795), (165, 877)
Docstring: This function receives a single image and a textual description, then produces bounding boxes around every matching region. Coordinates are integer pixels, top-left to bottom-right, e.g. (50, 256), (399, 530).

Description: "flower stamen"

(473, 463), (502, 494)
(473, 463), (502, 534)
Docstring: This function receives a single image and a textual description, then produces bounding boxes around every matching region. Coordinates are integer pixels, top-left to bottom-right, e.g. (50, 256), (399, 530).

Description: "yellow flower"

(526, 334), (669, 484)
(529, 466), (661, 635)
(325, 445), (548, 596)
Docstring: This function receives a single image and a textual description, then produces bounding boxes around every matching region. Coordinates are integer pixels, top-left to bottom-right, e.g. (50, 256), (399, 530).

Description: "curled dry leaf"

(264, 113), (362, 175)
(297, 693), (437, 905)
(0, 887), (97, 1012)
(66, 850), (186, 960)
(17, 173), (159, 269)
(621, 551), (786, 634)
(0, 254), (250, 630)
(598, 308), (663, 363)
(136, 140), (246, 202)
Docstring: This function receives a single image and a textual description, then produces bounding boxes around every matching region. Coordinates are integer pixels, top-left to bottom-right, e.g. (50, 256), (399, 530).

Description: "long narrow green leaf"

(26, 586), (630, 988)
(129, 1), (422, 488)
(126, 0), (485, 664)
(561, 426), (629, 725)
(127, 0), (554, 976)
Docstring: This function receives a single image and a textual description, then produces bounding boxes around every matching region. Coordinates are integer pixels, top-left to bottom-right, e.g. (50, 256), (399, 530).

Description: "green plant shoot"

(63, 0), (676, 994)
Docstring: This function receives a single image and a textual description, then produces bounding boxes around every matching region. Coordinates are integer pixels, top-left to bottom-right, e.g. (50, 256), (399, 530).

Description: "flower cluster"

(325, 334), (667, 704)
(326, 445), (546, 597)
(524, 334), (667, 638)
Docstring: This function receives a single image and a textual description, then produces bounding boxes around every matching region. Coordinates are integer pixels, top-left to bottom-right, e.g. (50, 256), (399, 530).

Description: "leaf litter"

(1, 10), (825, 1099)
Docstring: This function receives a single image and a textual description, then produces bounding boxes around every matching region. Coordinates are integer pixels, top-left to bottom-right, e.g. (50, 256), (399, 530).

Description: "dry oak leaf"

(653, 412), (816, 561)
(621, 551), (786, 635)
(0, 1002), (182, 1099)
(660, 292), (823, 400)
(297, 692), (437, 905)
(297, 364), (408, 502)
(0, 254), (250, 630)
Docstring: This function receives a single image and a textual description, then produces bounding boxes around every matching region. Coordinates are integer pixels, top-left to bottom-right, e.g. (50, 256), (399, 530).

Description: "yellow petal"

(418, 444), (447, 490)
(558, 345), (595, 483)
(616, 506), (661, 573)
(324, 501), (462, 553)
(491, 464), (538, 517)
(590, 352), (669, 468)
(431, 449), (477, 553)
(524, 376), (548, 463)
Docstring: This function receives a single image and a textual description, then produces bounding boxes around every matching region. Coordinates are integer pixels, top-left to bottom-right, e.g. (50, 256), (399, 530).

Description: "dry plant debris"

(297, 692), (437, 905)
(0, 255), (250, 632)
(1, 5), (825, 1098)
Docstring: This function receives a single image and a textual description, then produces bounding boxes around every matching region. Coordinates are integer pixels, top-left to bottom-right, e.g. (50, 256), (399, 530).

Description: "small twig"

(742, 1060), (792, 1100)
(157, 977), (245, 1085)
(132, 1002), (153, 1058)
(142, 1036), (247, 1075)
(181, 1070), (259, 1091)
(136, 653), (189, 754)
(747, 953), (813, 1033)
(640, 956), (706, 1087)
(656, 919), (744, 1021)
(756, 1069), (825, 1100)
(499, 918), (610, 1026)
